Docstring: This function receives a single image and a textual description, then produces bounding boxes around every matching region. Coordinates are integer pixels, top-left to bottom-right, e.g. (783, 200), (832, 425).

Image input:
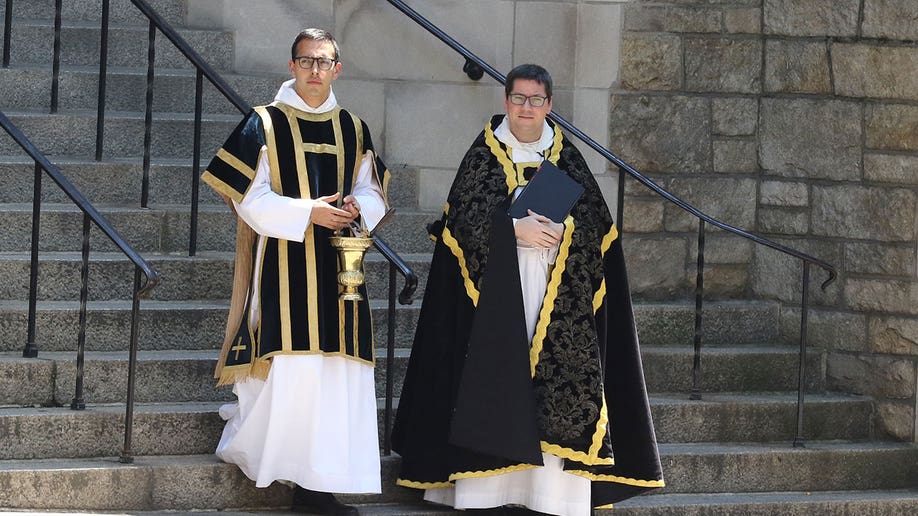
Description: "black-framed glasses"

(508, 93), (549, 107)
(293, 55), (338, 71)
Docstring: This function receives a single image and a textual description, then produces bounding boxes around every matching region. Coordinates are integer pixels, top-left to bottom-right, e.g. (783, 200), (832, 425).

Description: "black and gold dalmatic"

(201, 103), (390, 386)
(391, 116), (664, 508)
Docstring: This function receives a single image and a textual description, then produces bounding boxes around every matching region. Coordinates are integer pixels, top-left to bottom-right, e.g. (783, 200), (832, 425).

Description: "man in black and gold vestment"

(201, 28), (389, 515)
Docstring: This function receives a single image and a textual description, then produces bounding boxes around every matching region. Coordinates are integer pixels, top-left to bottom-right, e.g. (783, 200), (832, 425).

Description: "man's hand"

(514, 209), (563, 248)
(311, 192), (357, 230)
(341, 194), (361, 219)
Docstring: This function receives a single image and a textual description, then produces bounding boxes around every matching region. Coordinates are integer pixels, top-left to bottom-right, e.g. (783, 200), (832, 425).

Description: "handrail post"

(140, 20), (156, 208)
(50, 0), (62, 113)
(94, 0), (110, 161)
(2, 0), (12, 67)
(121, 267), (143, 463)
(384, 263), (397, 455)
(793, 262), (811, 448)
(690, 219), (706, 400)
(71, 214), (90, 410)
(189, 69), (203, 256)
(23, 161), (41, 358)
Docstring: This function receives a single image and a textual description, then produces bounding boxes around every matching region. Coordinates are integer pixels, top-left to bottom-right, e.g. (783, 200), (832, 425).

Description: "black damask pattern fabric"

(441, 118), (615, 460)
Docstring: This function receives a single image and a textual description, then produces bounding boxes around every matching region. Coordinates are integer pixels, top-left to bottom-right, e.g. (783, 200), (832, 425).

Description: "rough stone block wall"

(613, 0), (918, 441)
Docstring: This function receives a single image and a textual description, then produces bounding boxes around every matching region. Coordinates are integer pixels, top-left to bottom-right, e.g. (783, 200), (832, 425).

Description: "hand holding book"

(507, 160), (584, 223)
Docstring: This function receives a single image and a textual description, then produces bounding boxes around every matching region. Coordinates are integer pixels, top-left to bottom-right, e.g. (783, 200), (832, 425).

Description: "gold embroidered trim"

(274, 102), (340, 123)
(281, 106), (321, 351)
(541, 441), (614, 466)
(215, 148), (257, 180)
(258, 348), (375, 367)
(449, 463), (538, 481)
(529, 217), (575, 377)
(201, 170), (246, 203)
(441, 225), (479, 306)
(302, 143), (339, 154)
(332, 112), (345, 198)
(338, 298), (346, 354)
(547, 121), (563, 163)
(396, 478), (452, 489)
(568, 470), (666, 488)
(588, 397), (610, 459)
(592, 225), (620, 313)
(277, 239), (293, 352)
(484, 121), (519, 194)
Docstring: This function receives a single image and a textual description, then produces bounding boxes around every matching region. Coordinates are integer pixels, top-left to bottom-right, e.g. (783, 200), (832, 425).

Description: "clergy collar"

(274, 78), (338, 114)
(493, 116), (554, 163)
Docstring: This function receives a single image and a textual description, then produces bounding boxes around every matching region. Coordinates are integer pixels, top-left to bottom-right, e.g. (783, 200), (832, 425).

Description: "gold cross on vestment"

(231, 337), (246, 361)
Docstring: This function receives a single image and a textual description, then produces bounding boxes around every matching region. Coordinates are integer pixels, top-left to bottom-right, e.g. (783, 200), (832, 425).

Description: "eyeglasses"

(293, 55), (338, 71)
(508, 93), (549, 107)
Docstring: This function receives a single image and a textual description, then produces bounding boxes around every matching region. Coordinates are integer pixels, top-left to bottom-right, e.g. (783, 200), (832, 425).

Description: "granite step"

(0, 345), (826, 406)
(0, 297), (788, 356)
(0, 65), (279, 115)
(0, 155), (420, 210)
(0, 0), (186, 26)
(0, 203), (436, 253)
(121, 490), (918, 515)
(0, 392), (873, 460)
(0, 300), (419, 354)
(0, 251), (432, 302)
(612, 490), (918, 515)
(0, 110), (239, 159)
(2, 19), (233, 71)
(0, 443), (915, 510)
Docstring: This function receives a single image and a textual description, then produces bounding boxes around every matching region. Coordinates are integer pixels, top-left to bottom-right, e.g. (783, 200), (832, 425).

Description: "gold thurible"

(329, 233), (374, 301)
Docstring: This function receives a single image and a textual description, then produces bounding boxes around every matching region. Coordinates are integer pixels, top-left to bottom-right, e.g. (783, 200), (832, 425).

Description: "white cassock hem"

(216, 355), (381, 494)
(423, 453), (592, 516)
(422, 245), (591, 516)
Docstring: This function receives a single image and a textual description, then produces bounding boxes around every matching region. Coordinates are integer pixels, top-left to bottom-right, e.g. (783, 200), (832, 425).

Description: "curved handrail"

(127, 0), (247, 114)
(384, 0), (836, 289)
(374, 236), (418, 305)
(0, 111), (159, 295)
(384, 0), (839, 448)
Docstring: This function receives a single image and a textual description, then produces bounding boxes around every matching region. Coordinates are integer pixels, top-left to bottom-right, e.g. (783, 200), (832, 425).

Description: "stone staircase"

(0, 1), (915, 514)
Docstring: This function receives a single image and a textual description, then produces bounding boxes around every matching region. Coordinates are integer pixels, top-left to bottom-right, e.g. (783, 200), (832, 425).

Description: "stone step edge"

(8, 17), (226, 32)
(0, 390), (872, 416)
(0, 250), (433, 262)
(2, 440), (914, 470)
(0, 344), (816, 364)
(74, 490), (918, 515)
(0, 297), (779, 311)
(0, 61), (284, 78)
(2, 108), (244, 122)
(0, 202), (436, 215)
(614, 488), (918, 508)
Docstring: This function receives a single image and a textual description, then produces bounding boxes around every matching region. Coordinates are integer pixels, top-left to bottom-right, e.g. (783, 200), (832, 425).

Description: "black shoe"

(291, 487), (358, 515)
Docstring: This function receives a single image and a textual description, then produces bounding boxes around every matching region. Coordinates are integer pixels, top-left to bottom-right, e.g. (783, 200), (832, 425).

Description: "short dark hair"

(505, 64), (552, 99)
(291, 28), (340, 61)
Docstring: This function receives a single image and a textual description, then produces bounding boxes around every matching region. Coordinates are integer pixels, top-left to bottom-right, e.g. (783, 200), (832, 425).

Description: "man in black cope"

(392, 64), (664, 515)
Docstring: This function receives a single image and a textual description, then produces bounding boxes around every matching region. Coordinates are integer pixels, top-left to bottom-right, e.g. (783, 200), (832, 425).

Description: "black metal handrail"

(0, 109), (159, 456)
(385, 0), (836, 448)
(2, 0), (417, 459)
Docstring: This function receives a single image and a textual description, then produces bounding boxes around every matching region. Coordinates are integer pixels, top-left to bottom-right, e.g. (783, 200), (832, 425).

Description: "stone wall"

(613, 0), (918, 441)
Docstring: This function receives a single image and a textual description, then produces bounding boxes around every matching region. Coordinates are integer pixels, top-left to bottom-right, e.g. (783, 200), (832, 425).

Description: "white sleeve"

(232, 150), (315, 241)
(351, 151), (387, 231)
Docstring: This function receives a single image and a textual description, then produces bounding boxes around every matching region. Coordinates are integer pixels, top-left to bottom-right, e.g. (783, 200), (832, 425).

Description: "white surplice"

(423, 118), (593, 516)
(215, 80), (386, 494)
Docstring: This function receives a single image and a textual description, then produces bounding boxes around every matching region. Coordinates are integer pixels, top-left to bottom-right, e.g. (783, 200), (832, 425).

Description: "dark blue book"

(507, 160), (584, 223)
